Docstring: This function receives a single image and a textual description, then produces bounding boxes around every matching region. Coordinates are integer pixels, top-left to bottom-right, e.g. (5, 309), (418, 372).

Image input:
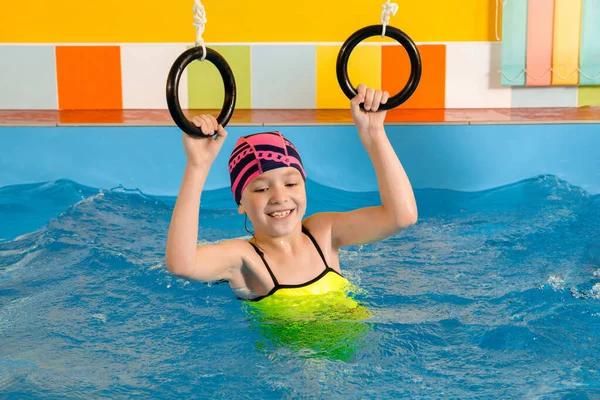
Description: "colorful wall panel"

(500, 0), (599, 88)
(2, 42), (600, 110)
(445, 43), (511, 108)
(512, 87), (578, 108)
(551, 0), (582, 86)
(500, 0), (528, 86)
(579, 87), (600, 106)
(579, 0), (600, 86)
(525, 0), (554, 86)
(316, 45), (381, 109)
(251, 46), (317, 109)
(1, 1), (599, 110)
(0, 46), (57, 110)
(187, 46), (251, 110)
(56, 47), (123, 110)
(121, 45), (189, 109)
(383, 45), (446, 109)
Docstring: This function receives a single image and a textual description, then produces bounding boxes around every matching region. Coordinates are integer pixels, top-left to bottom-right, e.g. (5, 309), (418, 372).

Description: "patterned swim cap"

(228, 131), (306, 204)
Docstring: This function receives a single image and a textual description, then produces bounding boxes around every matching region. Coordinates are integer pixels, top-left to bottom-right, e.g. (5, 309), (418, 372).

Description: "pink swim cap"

(228, 131), (306, 204)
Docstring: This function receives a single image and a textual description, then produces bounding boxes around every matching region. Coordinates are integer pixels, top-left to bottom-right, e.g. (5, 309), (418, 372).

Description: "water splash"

(0, 175), (599, 398)
(546, 275), (566, 291)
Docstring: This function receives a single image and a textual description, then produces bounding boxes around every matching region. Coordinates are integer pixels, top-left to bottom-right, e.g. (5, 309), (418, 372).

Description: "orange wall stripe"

(382, 44), (446, 109)
(56, 46), (123, 110)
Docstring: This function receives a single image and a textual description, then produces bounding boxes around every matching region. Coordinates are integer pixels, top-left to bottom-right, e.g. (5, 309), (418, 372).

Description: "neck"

(251, 223), (304, 256)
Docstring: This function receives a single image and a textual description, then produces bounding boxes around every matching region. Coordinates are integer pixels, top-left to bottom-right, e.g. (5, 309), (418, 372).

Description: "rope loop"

(193, 0), (208, 61)
(380, 1), (399, 37)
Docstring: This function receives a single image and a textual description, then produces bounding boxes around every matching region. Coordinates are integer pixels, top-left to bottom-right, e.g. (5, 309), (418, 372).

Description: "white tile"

(445, 43), (512, 108)
(121, 45), (189, 109)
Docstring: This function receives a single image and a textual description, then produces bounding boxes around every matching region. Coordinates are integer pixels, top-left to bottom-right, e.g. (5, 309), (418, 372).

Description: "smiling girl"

(165, 84), (418, 303)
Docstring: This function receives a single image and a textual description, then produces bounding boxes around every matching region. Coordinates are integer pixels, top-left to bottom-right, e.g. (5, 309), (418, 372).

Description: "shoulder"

(196, 237), (271, 286)
(303, 212), (336, 240)
(219, 237), (280, 273)
(218, 238), (289, 294)
(210, 237), (258, 262)
(194, 237), (260, 277)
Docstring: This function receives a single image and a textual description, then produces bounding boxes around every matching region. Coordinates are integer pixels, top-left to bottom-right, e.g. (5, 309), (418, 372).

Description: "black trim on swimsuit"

(245, 225), (342, 302)
(301, 225), (331, 270)
(248, 241), (279, 286)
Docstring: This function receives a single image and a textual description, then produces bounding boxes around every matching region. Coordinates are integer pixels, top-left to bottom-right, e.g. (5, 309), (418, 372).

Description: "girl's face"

(239, 167), (306, 238)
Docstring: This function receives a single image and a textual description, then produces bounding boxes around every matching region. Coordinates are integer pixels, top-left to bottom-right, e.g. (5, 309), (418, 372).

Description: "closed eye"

(253, 188), (268, 192)
(285, 182), (299, 187)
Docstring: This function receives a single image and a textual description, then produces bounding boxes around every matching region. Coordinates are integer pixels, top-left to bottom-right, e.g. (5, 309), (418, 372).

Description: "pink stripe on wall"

(526, 0), (555, 86)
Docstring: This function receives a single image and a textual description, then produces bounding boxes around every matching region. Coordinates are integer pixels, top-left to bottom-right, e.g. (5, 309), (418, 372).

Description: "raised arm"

(310, 84), (418, 248)
(165, 116), (242, 282)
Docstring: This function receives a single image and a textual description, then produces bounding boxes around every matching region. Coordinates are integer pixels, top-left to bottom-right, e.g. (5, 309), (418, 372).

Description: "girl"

(165, 84), (418, 303)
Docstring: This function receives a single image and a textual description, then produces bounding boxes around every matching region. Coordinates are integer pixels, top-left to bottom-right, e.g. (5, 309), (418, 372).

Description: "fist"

(350, 84), (390, 134)
(182, 114), (228, 168)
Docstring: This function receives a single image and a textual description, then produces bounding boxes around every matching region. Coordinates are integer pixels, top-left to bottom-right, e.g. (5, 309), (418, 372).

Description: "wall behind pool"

(1, 0), (599, 111)
(0, 124), (598, 196)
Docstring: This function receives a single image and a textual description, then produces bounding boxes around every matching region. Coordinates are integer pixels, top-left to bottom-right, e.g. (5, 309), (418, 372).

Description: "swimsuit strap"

(301, 225), (332, 271)
(249, 225), (331, 289)
(249, 242), (279, 287)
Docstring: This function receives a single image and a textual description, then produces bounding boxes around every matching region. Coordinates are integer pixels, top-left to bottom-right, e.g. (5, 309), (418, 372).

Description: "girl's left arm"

(331, 127), (418, 247)
(305, 85), (418, 248)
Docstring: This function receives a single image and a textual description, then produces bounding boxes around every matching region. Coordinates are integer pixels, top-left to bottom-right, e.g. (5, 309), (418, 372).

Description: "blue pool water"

(0, 175), (599, 398)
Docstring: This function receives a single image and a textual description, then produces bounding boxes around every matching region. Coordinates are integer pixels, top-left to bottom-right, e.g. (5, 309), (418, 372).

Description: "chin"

(266, 222), (300, 238)
(264, 215), (304, 237)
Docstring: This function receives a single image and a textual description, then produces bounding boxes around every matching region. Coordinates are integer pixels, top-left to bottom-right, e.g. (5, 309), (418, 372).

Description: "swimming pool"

(1, 123), (599, 398)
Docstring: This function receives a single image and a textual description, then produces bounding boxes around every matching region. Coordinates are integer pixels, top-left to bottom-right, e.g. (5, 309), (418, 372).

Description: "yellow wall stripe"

(0, 0), (498, 43)
(551, 0), (583, 86)
(316, 45), (381, 109)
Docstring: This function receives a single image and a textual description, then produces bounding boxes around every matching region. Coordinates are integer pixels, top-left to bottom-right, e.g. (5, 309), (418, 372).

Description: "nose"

(268, 184), (288, 204)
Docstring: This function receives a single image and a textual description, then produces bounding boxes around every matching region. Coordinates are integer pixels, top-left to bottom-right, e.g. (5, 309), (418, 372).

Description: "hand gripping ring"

(166, 46), (237, 137)
(337, 25), (422, 110)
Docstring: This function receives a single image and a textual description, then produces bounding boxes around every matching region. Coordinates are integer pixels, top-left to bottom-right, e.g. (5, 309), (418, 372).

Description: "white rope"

(495, 0), (508, 41)
(498, 68), (600, 82)
(580, 70), (600, 81)
(498, 69), (526, 82)
(380, 0), (399, 37)
(193, 0), (208, 61)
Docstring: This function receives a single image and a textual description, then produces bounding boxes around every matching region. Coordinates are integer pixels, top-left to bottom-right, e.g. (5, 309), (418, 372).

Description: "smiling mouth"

(267, 209), (294, 219)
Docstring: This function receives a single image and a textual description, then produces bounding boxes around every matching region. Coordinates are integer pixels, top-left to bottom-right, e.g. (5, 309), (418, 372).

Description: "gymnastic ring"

(337, 25), (422, 110)
(166, 46), (237, 137)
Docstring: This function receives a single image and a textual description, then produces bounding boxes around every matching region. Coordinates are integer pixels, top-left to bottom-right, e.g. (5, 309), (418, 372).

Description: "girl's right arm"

(165, 115), (243, 282)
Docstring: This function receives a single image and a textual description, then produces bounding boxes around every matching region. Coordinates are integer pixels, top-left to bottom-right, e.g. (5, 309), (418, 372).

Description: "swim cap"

(228, 131), (306, 204)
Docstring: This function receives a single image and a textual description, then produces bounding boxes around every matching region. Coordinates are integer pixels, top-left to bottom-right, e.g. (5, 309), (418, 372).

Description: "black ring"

(337, 25), (422, 110)
(166, 46), (237, 137)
